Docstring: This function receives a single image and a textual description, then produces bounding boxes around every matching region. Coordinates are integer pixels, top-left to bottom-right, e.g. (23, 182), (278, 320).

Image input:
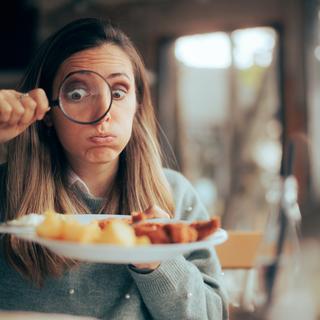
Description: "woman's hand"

(131, 205), (171, 271)
(0, 89), (50, 143)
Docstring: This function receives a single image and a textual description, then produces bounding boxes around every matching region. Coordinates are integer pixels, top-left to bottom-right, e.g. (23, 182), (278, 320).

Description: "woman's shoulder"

(0, 163), (7, 222)
(163, 168), (191, 188)
(163, 168), (209, 220)
(163, 167), (197, 198)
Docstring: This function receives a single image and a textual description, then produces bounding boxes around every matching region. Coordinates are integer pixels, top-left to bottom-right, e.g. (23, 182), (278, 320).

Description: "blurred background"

(3, 1), (320, 318)
(0, 0), (319, 236)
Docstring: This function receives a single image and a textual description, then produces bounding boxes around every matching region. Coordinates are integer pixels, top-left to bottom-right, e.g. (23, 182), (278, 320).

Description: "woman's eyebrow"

(106, 72), (131, 81)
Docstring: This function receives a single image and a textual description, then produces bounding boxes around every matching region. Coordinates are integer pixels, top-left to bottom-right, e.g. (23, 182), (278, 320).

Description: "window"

(158, 27), (282, 230)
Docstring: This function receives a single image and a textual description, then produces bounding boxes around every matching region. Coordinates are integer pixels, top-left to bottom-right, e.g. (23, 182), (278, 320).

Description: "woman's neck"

(69, 160), (119, 198)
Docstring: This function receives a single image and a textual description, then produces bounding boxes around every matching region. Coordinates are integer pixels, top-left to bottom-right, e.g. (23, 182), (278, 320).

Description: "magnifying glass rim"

(51, 69), (113, 125)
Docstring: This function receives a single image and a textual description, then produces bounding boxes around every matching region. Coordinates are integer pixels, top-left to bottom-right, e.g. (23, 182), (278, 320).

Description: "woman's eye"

(112, 89), (126, 100)
(66, 88), (88, 101)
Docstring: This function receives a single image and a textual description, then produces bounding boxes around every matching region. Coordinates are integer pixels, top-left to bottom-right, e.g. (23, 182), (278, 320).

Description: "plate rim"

(16, 228), (228, 263)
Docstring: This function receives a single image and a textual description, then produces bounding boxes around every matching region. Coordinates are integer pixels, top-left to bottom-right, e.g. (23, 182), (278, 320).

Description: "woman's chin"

(85, 149), (119, 164)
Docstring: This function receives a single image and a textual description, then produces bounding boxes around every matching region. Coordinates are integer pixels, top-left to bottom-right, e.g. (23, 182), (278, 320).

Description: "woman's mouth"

(89, 135), (116, 144)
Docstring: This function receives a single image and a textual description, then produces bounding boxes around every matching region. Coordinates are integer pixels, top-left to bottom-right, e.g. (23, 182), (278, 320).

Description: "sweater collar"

(67, 168), (105, 199)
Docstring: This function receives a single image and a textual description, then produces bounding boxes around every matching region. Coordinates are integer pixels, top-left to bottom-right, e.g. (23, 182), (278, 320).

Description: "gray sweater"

(0, 166), (228, 319)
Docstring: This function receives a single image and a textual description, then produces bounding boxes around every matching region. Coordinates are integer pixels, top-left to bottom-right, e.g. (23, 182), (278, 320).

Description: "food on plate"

(131, 223), (171, 244)
(191, 218), (221, 240)
(35, 211), (220, 246)
(130, 211), (220, 243)
(131, 211), (149, 223)
(165, 223), (198, 243)
(98, 217), (132, 229)
(60, 220), (101, 243)
(36, 211), (150, 246)
(6, 213), (44, 227)
(99, 216), (221, 244)
(36, 211), (101, 243)
(36, 211), (65, 239)
(132, 218), (219, 244)
(97, 219), (136, 246)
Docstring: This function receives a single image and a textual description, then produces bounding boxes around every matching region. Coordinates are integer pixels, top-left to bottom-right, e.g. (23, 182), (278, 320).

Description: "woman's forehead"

(55, 44), (135, 84)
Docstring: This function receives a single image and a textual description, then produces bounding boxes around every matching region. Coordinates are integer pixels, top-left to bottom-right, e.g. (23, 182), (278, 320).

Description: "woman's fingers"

(0, 89), (50, 126)
(130, 262), (161, 271)
(0, 95), (15, 123)
(0, 91), (24, 124)
(17, 89), (50, 124)
(28, 88), (50, 120)
(144, 205), (171, 219)
(130, 205), (170, 270)
(15, 94), (37, 125)
(130, 205), (171, 224)
(0, 90), (32, 125)
(0, 89), (50, 143)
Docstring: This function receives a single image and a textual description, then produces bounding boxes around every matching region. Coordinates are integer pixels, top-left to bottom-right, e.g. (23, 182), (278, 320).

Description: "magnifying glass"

(51, 70), (113, 125)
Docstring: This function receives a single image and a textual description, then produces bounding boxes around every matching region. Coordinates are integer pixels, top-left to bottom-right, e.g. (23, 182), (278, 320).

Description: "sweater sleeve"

(0, 163), (7, 223)
(129, 169), (228, 320)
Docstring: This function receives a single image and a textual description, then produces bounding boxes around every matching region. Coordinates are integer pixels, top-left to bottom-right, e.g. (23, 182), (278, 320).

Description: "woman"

(0, 18), (227, 319)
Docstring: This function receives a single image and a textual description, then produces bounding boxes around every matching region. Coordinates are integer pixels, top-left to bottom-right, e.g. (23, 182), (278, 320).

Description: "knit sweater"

(0, 165), (228, 320)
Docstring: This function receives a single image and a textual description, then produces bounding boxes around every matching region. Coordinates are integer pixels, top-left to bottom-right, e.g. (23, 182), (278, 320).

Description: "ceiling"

(30, 0), (184, 14)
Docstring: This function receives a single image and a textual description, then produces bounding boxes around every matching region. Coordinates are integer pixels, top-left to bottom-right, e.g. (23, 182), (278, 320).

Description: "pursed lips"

(89, 134), (116, 144)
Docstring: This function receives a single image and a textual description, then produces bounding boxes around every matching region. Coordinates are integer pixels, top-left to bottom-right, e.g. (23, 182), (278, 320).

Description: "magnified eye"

(66, 88), (89, 102)
(112, 89), (126, 100)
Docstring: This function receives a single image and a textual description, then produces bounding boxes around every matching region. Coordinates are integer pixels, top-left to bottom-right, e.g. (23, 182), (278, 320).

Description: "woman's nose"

(94, 90), (112, 123)
(105, 113), (112, 122)
(94, 111), (112, 126)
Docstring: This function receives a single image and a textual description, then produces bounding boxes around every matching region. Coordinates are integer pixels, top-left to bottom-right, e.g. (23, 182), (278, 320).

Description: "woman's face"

(50, 44), (137, 170)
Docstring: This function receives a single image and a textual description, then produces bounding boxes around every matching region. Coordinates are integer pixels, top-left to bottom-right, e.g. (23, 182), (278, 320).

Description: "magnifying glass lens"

(59, 71), (112, 124)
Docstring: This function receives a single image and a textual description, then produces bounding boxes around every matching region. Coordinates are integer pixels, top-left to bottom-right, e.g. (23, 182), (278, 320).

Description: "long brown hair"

(3, 18), (174, 285)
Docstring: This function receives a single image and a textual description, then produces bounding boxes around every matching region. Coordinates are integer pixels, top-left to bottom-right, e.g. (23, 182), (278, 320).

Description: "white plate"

(6, 214), (228, 264)
(0, 214), (130, 234)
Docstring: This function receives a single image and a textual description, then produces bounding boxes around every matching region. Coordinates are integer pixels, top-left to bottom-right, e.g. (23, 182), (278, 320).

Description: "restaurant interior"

(1, 0), (320, 319)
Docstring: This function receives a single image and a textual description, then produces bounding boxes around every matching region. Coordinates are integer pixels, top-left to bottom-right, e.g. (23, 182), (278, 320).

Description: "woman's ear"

(43, 113), (53, 127)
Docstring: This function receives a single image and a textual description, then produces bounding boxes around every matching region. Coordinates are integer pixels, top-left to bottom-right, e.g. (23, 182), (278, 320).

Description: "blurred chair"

(216, 231), (263, 317)
(216, 231), (263, 269)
